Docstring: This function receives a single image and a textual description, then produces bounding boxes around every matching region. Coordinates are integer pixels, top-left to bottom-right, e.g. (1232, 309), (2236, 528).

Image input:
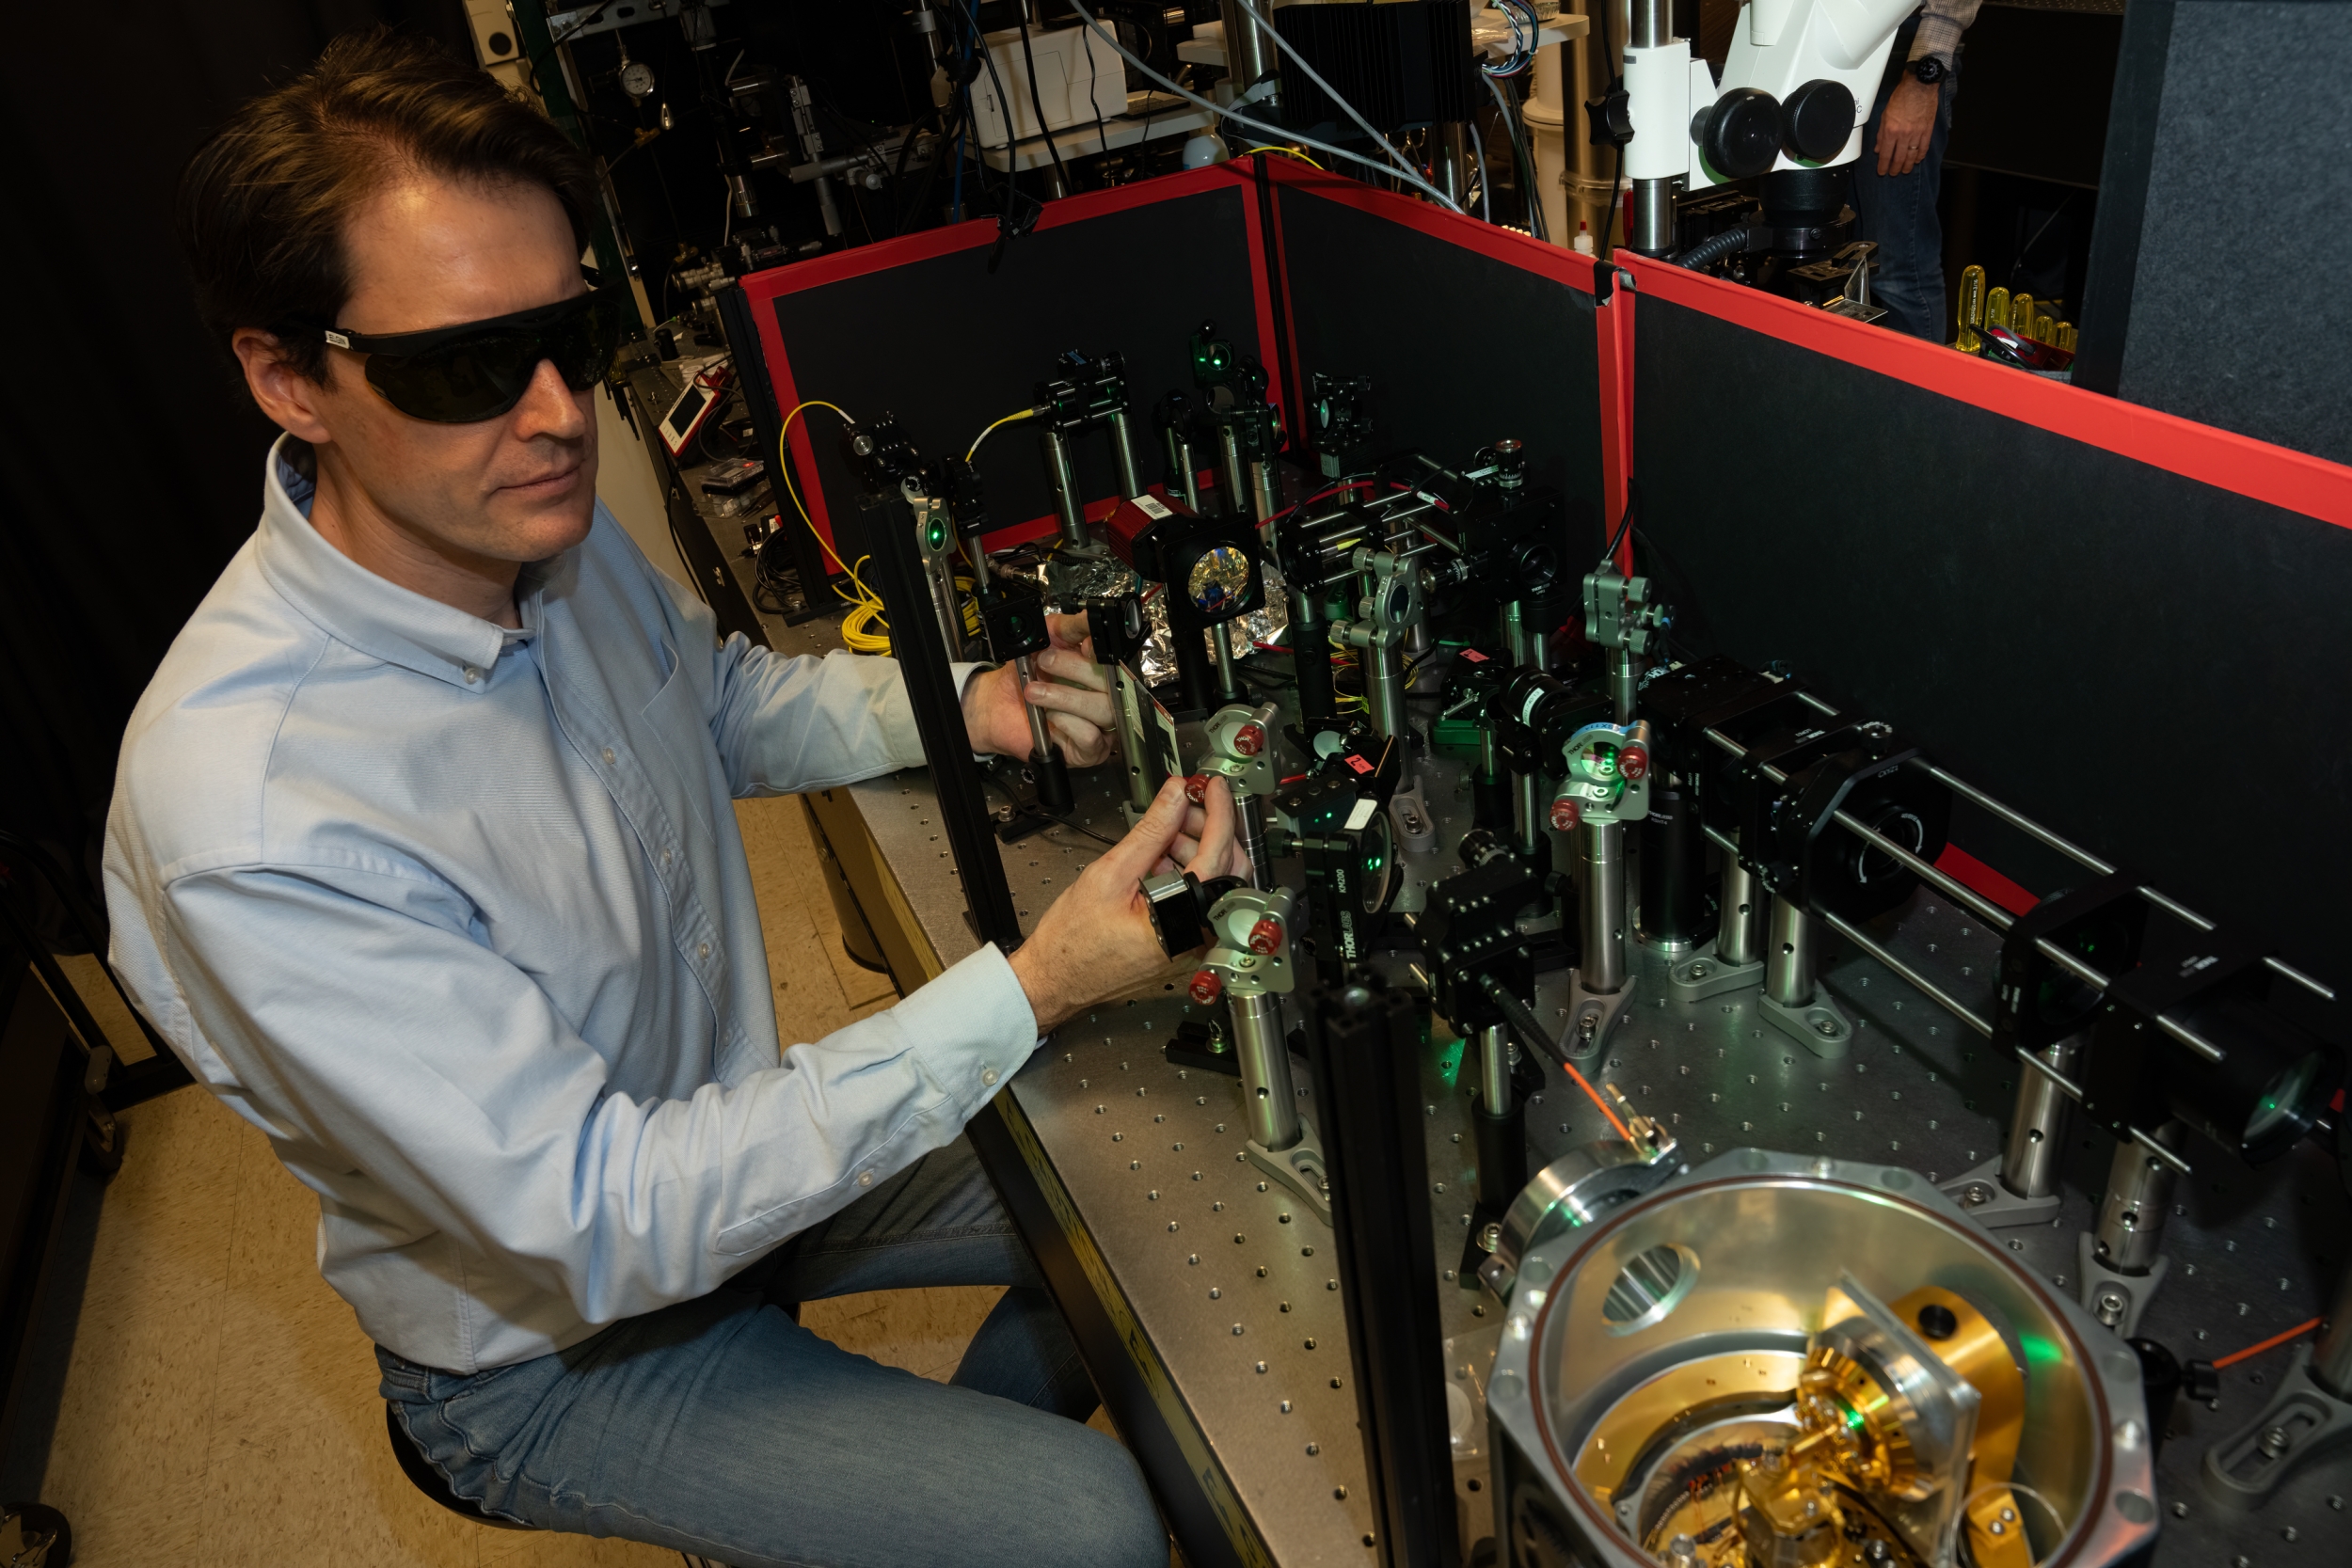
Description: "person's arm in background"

(1877, 0), (1980, 175)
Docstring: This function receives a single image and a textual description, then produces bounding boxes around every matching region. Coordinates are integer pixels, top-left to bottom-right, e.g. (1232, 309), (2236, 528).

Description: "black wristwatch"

(1909, 55), (1948, 85)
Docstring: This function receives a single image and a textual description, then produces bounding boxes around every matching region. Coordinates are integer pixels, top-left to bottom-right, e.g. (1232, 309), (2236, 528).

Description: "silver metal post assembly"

(1476, 1022), (1511, 1116)
(2075, 1120), (2184, 1338)
(1194, 884), (1327, 1221)
(1234, 792), (1272, 890)
(1249, 460), (1279, 525)
(1626, 0), (1679, 256)
(1942, 1034), (2081, 1228)
(1218, 425), (1248, 520)
(1110, 665), (1157, 820)
(1194, 702), (1279, 888)
(2201, 1256), (2352, 1509)
(1043, 429), (1089, 551)
(1577, 820), (1627, 996)
(1502, 598), (1536, 668)
(1217, 0), (1274, 88)
(1105, 408), (1142, 499)
(1718, 859), (1767, 966)
(1232, 990), (1299, 1151)
(1210, 621), (1245, 705)
(1758, 894), (1852, 1057)
(1669, 832), (1769, 1000)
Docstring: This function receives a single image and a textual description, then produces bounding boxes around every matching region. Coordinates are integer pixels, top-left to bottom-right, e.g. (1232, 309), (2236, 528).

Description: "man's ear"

(232, 328), (336, 444)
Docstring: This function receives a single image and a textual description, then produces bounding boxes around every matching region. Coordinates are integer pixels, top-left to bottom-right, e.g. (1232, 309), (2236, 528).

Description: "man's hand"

(1008, 774), (1240, 1033)
(960, 611), (1116, 765)
(1875, 75), (1939, 177)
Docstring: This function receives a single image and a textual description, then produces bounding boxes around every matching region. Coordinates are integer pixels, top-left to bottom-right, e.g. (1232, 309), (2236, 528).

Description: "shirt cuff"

(1909, 16), (1965, 64)
(894, 942), (1041, 1111)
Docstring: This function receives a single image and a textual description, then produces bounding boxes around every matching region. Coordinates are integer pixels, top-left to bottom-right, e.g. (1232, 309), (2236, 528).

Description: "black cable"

(1487, 75), (1545, 240)
(1015, 9), (1073, 195)
(1597, 479), (1639, 570)
(2009, 192), (2073, 291)
(949, 0), (1022, 214)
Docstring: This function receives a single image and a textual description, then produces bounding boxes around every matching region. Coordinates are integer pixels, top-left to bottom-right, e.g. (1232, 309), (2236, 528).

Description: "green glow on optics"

(924, 520), (949, 550)
(1592, 743), (1618, 777)
(1843, 1402), (1866, 1433)
(1437, 1037), (1465, 1088)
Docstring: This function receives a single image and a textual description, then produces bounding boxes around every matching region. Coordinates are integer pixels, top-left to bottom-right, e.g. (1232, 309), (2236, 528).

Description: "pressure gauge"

(620, 58), (657, 102)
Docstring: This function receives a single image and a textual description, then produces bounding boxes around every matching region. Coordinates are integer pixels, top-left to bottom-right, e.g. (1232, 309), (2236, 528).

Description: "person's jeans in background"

(377, 1137), (1167, 1568)
(1847, 28), (1962, 343)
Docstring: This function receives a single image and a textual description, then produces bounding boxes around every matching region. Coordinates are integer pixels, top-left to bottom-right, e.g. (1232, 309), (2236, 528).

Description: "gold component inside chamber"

(1577, 1283), (2032, 1568)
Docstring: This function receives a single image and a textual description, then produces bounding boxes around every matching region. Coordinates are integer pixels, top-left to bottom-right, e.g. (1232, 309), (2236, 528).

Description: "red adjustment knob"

(1232, 721), (1266, 757)
(1549, 797), (1582, 832)
(1189, 969), (1224, 1005)
(1619, 744), (1650, 782)
(1184, 773), (1210, 804)
(1248, 917), (1283, 955)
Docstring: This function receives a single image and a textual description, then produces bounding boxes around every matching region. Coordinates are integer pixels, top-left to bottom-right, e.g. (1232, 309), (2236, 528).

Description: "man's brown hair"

(179, 27), (598, 381)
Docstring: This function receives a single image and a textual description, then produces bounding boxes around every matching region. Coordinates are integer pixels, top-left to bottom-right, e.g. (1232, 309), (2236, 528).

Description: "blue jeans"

(377, 1137), (1167, 1568)
(1847, 40), (1961, 342)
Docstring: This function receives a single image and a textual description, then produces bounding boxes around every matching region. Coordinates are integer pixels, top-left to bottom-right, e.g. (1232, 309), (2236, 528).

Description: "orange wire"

(2213, 1317), (2322, 1370)
(1558, 1055), (1632, 1141)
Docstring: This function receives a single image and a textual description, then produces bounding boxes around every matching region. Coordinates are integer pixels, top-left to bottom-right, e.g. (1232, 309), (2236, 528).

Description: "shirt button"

(602, 748), (616, 766)
(463, 668), (480, 684)
(661, 848), (674, 866)
(697, 942), (711, 959)
(857, 1170), (875, 1187)
(981, 1067), (999, 1086)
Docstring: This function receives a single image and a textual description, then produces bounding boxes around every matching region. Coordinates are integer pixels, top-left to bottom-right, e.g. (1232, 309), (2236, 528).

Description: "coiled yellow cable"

(777, 400), (893, 653)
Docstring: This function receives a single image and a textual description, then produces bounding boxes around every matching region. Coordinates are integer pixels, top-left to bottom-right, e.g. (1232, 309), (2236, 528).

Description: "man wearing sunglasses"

(103, 30), (1236, 1568)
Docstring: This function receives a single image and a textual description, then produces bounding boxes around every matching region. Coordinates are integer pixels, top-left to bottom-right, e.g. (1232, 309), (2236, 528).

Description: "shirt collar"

(255, 434), (542, 691)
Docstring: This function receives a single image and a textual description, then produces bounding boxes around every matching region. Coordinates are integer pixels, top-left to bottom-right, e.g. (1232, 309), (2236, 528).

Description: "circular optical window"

(1601, 1243), (1700, 1336)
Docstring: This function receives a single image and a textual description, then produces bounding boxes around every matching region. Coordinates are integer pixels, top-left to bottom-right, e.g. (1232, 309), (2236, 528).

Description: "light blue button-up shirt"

(103, 437), (1036, 1372)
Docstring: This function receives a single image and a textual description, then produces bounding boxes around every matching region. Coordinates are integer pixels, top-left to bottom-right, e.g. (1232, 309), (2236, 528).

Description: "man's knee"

(1032, 1422), (1167, 1567)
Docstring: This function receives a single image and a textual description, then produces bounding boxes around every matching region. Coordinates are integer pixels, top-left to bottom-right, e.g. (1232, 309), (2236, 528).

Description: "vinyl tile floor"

(20, 795), (1133, 1568)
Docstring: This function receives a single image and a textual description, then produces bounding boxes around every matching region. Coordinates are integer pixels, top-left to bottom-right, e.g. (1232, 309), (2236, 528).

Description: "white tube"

(1750, 0), (1796, 48)
(1620, 40), (1692, 182)
(1522, 43), (1572, 247)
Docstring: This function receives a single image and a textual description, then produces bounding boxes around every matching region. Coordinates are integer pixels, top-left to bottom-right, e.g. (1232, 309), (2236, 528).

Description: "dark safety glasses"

(321, 287), (628, 424)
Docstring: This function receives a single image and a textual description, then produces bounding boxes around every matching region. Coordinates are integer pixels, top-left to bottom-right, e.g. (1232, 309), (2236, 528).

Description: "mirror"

(1186, 545), (1252, 618)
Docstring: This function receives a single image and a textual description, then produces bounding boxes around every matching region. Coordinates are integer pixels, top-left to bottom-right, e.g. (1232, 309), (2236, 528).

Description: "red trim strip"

(739, 162), (1255, 305)
(1259, 156), (1596, 295)
(1596, 287), (1634, 572)
(1933, 844), (2040, 916)
(1617, 254), (2352, 528)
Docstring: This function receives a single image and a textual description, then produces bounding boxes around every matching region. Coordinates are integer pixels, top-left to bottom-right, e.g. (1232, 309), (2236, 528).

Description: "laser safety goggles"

(322, 286), (628, 424)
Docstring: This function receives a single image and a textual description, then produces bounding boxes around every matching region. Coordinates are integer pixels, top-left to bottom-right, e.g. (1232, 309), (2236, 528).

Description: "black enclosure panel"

(2074, 0), (2352, 467)
(1635, 295), (2352, 1000)
(766, 186), (1267, 543)
(1275, 187), (1610, 560)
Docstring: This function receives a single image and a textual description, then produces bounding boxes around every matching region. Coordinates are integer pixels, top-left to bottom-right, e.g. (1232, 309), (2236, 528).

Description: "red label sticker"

(1460, 648), (1487, 662)
(1344, 754), (1373, 774)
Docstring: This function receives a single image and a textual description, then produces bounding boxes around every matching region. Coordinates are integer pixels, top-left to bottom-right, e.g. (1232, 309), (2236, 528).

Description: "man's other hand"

(1876, 75), (1939, 176)
(1008, 775), (1240, 1033)
(960, 611), (1117, 765)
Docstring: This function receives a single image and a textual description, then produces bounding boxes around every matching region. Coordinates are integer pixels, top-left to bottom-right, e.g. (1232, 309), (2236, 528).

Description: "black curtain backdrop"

(0, 1), (470, 916)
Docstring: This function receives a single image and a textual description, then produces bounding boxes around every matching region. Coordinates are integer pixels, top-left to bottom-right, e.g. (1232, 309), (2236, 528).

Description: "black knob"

(1915, 1302), (1959, 1340)
(1692, 88), (1784, 181)
(1781, 79), (1857, 165)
